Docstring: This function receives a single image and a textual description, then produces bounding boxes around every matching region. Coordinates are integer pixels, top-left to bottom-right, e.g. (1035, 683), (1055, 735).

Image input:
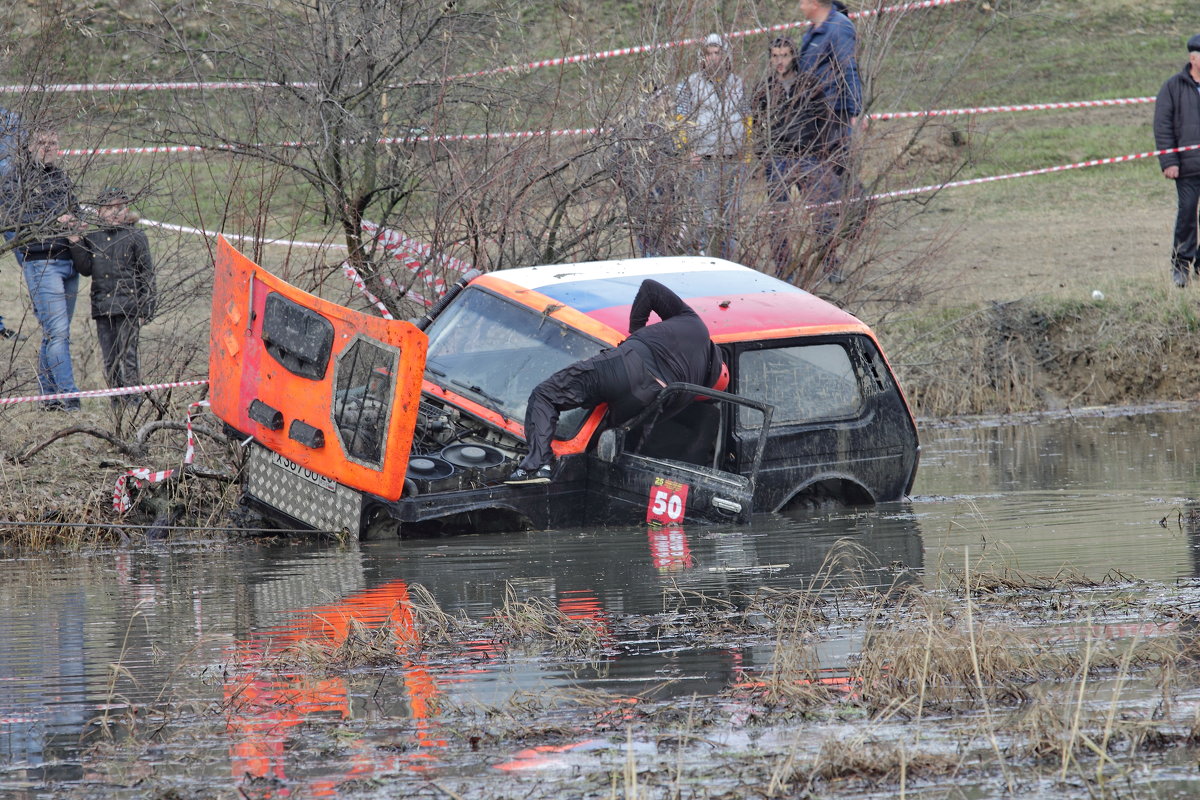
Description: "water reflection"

(5, 406), (1200, 796)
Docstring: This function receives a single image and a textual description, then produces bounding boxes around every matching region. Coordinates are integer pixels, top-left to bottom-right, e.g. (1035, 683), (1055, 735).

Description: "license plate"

(268, 450), (336, 492)
(247, 445), (362, 532)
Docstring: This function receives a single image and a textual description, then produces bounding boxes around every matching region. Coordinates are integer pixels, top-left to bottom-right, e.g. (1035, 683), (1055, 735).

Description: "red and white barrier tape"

(64, 94), (1158, 158)
(860, 142), (1200, 204)
(6, 0), (963, 98)
(867, 95), (1157, 121)
(0, 80), (312, 94)
(444, 0), (966, 82)
(0, 378), (208, 406)
(140, 218), (342, 250)
(363, 219), (473, 275)
(341, 262), (398, 317)
(113, 399), (210, 514)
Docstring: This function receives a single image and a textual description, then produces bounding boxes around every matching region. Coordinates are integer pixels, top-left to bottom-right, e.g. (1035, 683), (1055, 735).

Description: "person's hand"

(690, 152), (702, 166)
(851, 115), (869, 135)
(1165, 165), (1180, 180)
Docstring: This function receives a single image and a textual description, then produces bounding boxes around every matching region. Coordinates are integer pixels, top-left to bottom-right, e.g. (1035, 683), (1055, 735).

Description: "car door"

(586, 384), (772, 526)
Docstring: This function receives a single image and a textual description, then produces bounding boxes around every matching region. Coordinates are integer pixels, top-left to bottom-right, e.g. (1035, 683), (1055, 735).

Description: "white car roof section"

(494, 257), (743, 292)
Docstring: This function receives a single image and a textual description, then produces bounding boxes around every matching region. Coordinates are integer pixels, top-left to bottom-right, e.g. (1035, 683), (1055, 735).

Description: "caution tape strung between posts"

(136, 214), (469, 310)
(867, 95), (1157, 120)
(441, 0), (968, 82)
(0, 378), (209, 406)
(113, 399), (209, 514)
(62, 96), (1158, 158)
(1, 0), (965, 97)
(849, 142), (1200, 205)
(341, 262), (398, 317)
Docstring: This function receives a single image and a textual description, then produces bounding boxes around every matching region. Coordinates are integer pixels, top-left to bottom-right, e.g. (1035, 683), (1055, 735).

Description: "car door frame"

(586, 383), (773, 526)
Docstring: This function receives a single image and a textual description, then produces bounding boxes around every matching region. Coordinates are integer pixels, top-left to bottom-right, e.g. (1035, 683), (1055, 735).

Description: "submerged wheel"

(361, 507), (402, 540)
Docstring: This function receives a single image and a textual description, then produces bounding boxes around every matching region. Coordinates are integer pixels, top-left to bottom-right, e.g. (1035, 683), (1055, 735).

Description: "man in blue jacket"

(1154, 34), (1200, 288)
(797, 0), (863, 171)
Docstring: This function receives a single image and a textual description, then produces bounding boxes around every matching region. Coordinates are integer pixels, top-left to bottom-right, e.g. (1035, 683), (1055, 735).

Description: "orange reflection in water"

(223, 579), (453, 797)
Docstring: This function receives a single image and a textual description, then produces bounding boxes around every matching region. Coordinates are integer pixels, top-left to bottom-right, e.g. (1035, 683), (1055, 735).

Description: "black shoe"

(0, 328), (26, 341)
(505, 465), (553, 485)
(1174, 267), (1189, 288)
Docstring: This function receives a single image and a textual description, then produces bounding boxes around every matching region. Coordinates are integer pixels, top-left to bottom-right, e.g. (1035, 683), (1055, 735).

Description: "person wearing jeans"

(1, 128), (82, 409)
(22, 257), (79, 405)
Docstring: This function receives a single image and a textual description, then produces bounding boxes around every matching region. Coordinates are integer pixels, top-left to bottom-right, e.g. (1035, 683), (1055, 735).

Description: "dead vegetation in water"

(0, 400), (241, 549)
(57, 559), (1200, 800)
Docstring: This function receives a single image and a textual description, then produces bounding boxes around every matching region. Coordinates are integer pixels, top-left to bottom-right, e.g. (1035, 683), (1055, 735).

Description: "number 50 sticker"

(646, 477), (689, 524)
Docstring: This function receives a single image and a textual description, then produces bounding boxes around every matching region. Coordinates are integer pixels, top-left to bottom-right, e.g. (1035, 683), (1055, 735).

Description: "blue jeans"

(1, 229), (21, 331)
(23, 257), (79, 400)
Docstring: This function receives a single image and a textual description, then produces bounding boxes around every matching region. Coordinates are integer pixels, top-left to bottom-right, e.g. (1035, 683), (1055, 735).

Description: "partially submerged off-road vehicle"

(208, 238), (919, 536)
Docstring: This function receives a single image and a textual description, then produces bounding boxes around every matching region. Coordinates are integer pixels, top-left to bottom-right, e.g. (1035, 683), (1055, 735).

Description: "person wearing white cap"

(1153, 33), (1200, 288)
(675, 33), (749, 260)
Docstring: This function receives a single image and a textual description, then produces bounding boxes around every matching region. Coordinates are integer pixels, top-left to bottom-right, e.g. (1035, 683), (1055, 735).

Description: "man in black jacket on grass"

(507, 278), (723, 485)
(70, 189), (156, 406)
(1154, 34), (1200, 288)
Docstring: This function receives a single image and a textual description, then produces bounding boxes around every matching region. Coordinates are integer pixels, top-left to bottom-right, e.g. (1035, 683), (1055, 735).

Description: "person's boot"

(1173, 263), (1189, 288)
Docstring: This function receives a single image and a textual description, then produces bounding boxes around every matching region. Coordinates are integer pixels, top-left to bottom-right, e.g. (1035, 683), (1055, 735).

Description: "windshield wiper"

(446, 377), (508, 419)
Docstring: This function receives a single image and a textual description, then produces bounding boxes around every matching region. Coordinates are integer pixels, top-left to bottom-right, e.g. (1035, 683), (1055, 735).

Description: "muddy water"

(4, 405), (1200, 798)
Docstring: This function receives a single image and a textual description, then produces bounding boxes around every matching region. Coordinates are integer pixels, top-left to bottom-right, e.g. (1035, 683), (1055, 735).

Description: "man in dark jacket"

(797, 0), (863, 170)
(1154, 34), (1200, 288)
(1, 128), (84, 409)
(70, 189), (156, 404)
(751, 36), (839, 280)
(507, 278), (723, 484)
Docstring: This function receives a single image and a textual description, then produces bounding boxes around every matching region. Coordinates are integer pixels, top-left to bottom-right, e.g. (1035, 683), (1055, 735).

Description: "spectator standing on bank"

(1153, 34), (1200, 288)
(750, 36), (839, 279)
(0, 107), (24, 340)
(797, 0), (863, 173)
(676, 33), (749, 259)
(606, 86), (685, 257)
(70, 189), (155, 405)
(1, 128), (84, 410)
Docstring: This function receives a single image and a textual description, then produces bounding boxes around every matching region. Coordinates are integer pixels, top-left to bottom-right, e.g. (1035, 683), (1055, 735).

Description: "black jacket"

(624, 278), (714, 386)
(1, 158), (78, 261)
(751, 50), (833, 159)
(70, 223), (156, 320)
(1154, 64), (1200, 177)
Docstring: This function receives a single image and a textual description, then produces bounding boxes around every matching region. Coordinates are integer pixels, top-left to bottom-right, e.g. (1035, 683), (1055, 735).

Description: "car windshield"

(423, 287), (606, 434)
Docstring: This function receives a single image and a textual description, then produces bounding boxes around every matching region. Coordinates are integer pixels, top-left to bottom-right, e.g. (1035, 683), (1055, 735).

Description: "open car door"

(586, 384), (772, 526)
(209, 237), (428, 532)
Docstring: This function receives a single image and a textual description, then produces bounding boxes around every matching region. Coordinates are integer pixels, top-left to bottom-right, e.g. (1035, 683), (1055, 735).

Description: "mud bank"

(883, 286), (1200, 418)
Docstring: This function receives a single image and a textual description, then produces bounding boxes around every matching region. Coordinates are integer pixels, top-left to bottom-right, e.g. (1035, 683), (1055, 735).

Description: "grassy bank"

(882, 279), (1200, 417)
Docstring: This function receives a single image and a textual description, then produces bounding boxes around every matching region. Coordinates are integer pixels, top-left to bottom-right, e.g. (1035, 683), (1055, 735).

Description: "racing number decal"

(646, 476), (689, 524)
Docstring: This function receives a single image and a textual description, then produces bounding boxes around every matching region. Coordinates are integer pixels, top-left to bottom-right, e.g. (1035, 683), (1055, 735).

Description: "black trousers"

(519, 347), (661, 470)
(1172, 175), (1200, 271)
(95, 315), (141, 395)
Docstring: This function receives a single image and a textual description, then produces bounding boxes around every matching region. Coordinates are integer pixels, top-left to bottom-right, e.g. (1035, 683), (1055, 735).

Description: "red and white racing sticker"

(646, 476), (689, 524)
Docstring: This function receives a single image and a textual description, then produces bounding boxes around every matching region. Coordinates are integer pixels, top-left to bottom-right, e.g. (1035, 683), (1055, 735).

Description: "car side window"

(737, 343), (863, 428)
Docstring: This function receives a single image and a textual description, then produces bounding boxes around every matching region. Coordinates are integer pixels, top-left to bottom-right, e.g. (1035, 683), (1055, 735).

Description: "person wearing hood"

(1153, 34), (1200, 288)
(675, 33), (749, 259)
(69, 189), (156, 405)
